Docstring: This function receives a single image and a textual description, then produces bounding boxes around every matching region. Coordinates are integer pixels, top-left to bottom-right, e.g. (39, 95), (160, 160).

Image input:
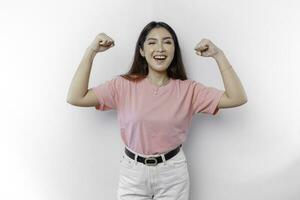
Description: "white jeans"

(117, 146), (190, 200)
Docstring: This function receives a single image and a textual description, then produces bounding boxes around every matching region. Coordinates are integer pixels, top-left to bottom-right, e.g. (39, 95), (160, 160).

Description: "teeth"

(154, 55), (167, 59)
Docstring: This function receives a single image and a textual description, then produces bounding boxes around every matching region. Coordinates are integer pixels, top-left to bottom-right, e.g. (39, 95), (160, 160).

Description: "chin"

(149, 62), (171, 70)
(150, 65), (170, 72)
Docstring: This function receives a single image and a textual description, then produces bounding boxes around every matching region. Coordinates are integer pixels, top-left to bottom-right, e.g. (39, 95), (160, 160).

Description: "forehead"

(146, 27), (173, 40)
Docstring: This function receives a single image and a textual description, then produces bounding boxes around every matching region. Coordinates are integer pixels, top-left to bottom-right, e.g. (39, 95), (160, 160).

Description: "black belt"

(124, 144), (182, 166)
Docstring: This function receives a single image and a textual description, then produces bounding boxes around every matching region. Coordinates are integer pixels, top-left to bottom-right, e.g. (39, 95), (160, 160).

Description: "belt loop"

(161, 153), (166, 165)
(134, 153), (138, 165)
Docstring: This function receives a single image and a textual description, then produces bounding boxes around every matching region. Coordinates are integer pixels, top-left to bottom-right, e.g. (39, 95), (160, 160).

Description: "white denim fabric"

(117, 146), (190, 200)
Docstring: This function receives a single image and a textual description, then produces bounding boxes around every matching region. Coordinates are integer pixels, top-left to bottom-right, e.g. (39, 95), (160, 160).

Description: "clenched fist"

(89, 33), (115, 53)
(194, 38), (222, 58)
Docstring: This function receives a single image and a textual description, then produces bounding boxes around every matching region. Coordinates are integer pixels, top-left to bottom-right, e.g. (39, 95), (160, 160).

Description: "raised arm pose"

(66, 21), (247, 200)
(66, 32), (115, 105)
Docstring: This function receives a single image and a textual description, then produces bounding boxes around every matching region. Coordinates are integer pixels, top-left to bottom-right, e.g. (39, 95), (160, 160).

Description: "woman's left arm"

(194, 39), (248, 108)
(213, 51), (248, 108)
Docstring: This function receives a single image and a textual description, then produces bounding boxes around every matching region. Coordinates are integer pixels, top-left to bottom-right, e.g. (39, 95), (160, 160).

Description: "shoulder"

(115, 74), (147, 85)
(115, 74), (143, 81)
(111, 75), (130, 84)
(176, 78), (202, 87)
(110, 75), (141, 89)
(175, 79), (211, 94)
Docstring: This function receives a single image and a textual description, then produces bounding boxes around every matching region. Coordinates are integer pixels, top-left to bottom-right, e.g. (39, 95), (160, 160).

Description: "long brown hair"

(118, 21), (188, 82)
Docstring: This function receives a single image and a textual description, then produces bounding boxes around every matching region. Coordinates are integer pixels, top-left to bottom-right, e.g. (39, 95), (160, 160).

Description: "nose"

(156, 42), (165, 52)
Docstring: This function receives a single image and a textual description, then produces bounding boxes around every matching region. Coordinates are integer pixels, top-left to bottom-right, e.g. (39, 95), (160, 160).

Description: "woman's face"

(140, 27), (175, 73)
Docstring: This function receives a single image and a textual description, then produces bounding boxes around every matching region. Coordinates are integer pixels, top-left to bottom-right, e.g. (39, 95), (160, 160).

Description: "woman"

(67, 21), (247, 200)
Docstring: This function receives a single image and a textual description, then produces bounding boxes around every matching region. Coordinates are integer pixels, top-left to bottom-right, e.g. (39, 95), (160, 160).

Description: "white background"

(1, 0), (300, 199)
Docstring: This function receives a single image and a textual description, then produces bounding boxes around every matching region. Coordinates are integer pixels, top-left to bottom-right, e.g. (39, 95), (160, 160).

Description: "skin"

(139, 27), (174, 87)
(140, 27), (248, 108)
(67, 29), (247, 109)
(194, 39), (248, 107)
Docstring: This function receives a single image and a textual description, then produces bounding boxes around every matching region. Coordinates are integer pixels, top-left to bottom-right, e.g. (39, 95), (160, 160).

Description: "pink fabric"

(92, 75), (224, 155)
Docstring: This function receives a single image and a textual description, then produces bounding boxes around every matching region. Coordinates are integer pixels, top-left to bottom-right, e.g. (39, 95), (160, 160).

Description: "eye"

(148, 41), (172, 44)
(147, 41), (172, 45)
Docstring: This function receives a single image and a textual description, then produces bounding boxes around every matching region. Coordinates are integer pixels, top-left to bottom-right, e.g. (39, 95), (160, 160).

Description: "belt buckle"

(144, 157), (158, 166)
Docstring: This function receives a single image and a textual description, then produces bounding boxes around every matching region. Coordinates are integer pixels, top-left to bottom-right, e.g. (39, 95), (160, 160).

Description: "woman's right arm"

(66, 48), (99, 107)
(66, 33), (115, 107)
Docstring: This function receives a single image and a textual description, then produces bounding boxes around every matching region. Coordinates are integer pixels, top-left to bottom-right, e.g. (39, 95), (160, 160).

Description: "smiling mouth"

(154, 58), (166, 64)
(153, 55), (167, 64)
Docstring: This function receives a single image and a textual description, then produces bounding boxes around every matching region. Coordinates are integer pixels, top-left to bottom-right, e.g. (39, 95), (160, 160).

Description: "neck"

(146, 72), (170, 86)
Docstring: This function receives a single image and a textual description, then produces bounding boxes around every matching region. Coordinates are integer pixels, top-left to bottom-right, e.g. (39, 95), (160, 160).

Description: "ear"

(139, 47), (145, 57)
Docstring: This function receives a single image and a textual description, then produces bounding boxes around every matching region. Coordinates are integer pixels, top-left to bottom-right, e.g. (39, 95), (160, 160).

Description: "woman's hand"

(194, 38), (222, 58)
(89, 33), (115, 53)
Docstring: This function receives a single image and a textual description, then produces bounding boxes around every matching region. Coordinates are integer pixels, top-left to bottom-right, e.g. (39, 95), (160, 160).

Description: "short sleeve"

(92, 76), (121, 111)
(191, 81), (224, 115)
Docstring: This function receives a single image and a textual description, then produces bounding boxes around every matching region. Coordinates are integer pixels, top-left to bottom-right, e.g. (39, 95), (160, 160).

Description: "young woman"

(67, 21), (247, 200)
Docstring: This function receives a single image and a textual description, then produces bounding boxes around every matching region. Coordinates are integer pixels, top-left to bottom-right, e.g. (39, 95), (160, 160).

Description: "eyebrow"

(146, 36), (173, 41)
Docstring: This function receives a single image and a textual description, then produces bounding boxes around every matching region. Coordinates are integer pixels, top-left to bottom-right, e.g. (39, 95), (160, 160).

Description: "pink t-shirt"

(92, 75), (224, 155)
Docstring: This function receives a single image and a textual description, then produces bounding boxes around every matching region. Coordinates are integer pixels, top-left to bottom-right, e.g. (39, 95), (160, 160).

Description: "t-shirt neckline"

(144, 77), (173, 94)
